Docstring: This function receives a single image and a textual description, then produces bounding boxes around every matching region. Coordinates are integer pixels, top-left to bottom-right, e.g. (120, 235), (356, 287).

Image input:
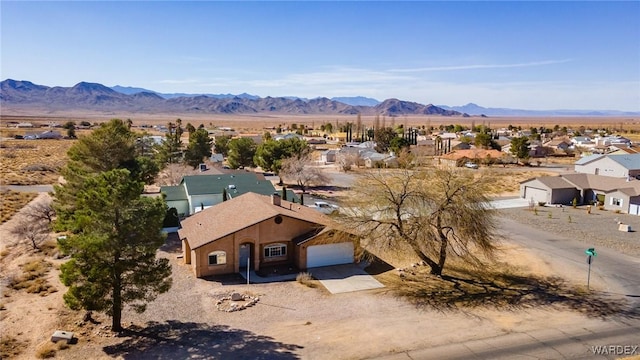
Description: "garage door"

(524, 187), (548, 204)
(307, 242), (354, 268)
(630, 204), (640, 216)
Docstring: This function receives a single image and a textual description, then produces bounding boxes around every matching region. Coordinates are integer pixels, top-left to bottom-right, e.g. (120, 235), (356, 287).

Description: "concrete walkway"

(309, 263), (385, 294)
(238, 270), (297, 284)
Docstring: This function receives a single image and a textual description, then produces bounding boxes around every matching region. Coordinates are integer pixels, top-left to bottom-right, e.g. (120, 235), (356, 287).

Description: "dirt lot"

(1, 193), (637, 360)
(0, 139), (72, 185)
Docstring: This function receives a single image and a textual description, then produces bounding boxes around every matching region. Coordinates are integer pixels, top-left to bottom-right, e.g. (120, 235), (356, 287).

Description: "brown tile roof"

(535, 176), (576, 189)
(561, 173), (640, 192)
(178, 192), (333, 250)
(440, 149), (504, 160)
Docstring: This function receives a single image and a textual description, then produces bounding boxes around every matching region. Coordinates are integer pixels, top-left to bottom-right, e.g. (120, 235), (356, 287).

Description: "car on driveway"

(464, 162), (479, 169)
(308, 201), (340, 215)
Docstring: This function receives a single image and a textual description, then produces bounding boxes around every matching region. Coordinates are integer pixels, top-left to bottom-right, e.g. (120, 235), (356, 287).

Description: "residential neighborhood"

(2, 118), (640, 360)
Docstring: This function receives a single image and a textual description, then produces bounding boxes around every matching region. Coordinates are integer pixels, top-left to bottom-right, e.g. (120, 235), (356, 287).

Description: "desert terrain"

(1, 113), (639, 359)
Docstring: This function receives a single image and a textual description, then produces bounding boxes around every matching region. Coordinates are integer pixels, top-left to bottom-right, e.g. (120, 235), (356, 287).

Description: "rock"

(231, 293), (243, 301)
(51, 330), (74, 343)
(618, 223), (632, 232)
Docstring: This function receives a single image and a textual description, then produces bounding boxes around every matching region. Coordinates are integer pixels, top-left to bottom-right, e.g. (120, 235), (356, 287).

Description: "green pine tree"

(57, 170), (171, 332)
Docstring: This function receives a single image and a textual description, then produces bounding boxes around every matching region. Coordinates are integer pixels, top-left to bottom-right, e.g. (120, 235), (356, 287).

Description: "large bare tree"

(11, 216), (49, 250)
(338, 168), (499, 276)
(280, 154), (330, 193)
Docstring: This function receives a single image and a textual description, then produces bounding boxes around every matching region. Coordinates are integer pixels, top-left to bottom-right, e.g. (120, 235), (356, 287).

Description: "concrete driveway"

(309, 263), (385, 294)
(490, 197), (530, 209)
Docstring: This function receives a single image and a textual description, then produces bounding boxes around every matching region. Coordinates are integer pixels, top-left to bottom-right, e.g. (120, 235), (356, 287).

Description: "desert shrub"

(296, 272), (316, 287)
(9, 260), (55, 295)
(3, 149), (17, 158)
(0, 335), (26, 359)
(0, 190), (38, 223)
(36, 342), (56, 359)
(22, 164), (57, 172)
(538, 202), (546, 207)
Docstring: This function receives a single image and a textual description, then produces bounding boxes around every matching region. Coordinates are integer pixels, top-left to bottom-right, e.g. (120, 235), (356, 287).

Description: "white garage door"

(307, 242), (354, 268)
(524, 187), (548, 204)
(630, 204), (640, 216)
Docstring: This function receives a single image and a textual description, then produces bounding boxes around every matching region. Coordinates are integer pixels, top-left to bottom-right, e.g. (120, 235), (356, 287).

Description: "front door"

(239, 243), (252, 269)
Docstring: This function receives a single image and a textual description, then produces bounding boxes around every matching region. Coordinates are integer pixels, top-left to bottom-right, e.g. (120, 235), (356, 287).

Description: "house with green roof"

(161, 173), (299, 216)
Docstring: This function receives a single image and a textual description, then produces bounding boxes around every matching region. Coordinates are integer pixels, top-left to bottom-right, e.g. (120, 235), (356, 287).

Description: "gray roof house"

(520, 173), (640, 215)
(161, 173), (299, 216)
(574, 153), (640, 179)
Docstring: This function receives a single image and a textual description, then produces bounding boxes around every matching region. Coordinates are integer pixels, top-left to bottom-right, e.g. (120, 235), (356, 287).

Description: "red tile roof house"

(178, 192), (359, 278)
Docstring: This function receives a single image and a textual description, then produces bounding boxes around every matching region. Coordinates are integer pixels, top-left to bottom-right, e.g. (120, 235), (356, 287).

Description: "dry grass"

(482, 168), (558, 195)
(0, 335), (27, 359)
(0, 139), (73, 185)
(8, 258), (56, 295)
(295, 272), (317, 288)
(0, 189), (38, 223)
(35, 341), (57, 359)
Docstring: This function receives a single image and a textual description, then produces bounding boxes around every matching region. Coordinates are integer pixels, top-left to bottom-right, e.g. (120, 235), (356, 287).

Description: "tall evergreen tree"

(158, 120), (184, 165)
(227, 137), (257, 169)
(54, 120), (171, 332)
(54, 119), (159, 231)
(58, 169), (171, 332)
(184, 128), (213, 168)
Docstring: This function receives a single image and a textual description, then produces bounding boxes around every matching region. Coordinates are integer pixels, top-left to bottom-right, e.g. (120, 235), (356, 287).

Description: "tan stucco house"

(520, 173), (640, 215)
(178, 192), (358, 278)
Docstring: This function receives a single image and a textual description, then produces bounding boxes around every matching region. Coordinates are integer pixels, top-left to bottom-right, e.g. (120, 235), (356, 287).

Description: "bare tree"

(156, 163), (202, 186)
(23, 199), (55, 224)
(336, 151), (361, 172)
(280, 155), (330, 193)
(11, 216), (50, 250)
(337, 168), (499, 276)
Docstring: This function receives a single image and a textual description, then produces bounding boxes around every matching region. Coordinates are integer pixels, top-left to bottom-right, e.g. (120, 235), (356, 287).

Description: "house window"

(264, 243), (287, 258)
(208, 251), (227, 265)
(611, 198), (623, 207)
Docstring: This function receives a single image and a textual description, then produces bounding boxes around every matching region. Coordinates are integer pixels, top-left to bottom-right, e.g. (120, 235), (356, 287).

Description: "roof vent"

(228, 184), (236, 189)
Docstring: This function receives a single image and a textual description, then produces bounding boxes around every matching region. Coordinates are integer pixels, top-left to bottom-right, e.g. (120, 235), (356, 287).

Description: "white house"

(594, 135), (632, 148)
(574, 154), (640, 179)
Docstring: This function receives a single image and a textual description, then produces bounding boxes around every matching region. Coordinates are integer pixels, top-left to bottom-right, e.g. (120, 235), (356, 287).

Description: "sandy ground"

(2, 193), (636, 359)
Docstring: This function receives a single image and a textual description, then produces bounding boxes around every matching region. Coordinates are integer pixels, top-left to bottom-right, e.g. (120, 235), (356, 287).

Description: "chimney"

(271, 193), (281, 206)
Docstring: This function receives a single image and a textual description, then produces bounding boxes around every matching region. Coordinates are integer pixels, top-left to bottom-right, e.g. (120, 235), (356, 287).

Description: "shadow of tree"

(159, 232), (182, 253)
(384, 263), (639, 320)
(103, 320), (303, 359)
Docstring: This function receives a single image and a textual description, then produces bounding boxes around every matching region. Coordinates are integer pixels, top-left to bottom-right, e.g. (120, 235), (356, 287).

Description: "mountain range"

(2, 79), (637, 117)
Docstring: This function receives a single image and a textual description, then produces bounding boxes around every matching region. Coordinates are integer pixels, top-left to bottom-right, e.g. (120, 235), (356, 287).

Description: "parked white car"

(308, 201), (340, 215)
(464, 162), (479, 169)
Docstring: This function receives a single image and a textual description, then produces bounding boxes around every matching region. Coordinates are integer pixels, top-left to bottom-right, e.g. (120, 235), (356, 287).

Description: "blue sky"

(2, 1), (639, 111)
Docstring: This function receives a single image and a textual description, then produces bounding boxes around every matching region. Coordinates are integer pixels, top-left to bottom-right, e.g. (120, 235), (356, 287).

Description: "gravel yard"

(498, 205), (640, 257)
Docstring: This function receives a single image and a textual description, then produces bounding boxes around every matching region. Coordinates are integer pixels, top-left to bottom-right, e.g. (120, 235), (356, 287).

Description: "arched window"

(208, 251), (226, 265)
(264, 243), (287, 258)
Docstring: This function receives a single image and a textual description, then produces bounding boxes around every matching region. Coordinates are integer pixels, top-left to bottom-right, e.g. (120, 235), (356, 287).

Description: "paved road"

(499, 218), (640, 305)
(370, 218), (640, 360)
(0, 185), (54, 193)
